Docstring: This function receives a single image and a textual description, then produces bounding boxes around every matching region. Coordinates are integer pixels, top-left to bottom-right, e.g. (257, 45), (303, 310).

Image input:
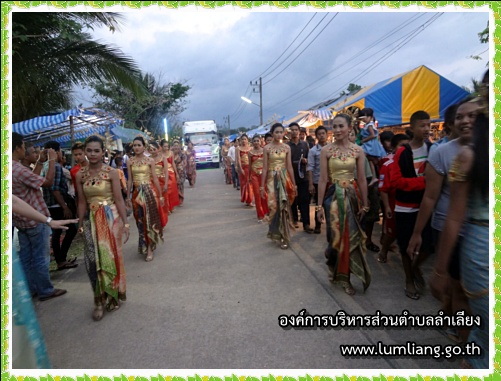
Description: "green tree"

(340, 83), (362, 97)
(12, 12), (144, 122)
(470, 21), (489, 61)
(92, 72), (190, 138)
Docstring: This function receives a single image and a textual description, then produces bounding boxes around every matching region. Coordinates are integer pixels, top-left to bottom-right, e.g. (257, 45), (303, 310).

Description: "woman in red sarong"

(235, 134), (253, 206)
(148, 141), (168, 227)
(161, 139), (180, 212)
(248, 135), (269, 222)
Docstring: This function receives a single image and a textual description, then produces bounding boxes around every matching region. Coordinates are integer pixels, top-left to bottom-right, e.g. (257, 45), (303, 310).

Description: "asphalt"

(34, 167), (461, 370)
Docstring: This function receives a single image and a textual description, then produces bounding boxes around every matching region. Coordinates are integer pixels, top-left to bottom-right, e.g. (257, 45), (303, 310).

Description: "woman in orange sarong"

(235, 134), (253, 206)
(148, 141), (168, 227)
(161, 139), (181, 212)
(248, 135), (269, 222)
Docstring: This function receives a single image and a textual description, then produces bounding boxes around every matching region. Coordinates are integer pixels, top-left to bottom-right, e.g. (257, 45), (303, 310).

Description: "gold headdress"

(338, 107), (360, 128)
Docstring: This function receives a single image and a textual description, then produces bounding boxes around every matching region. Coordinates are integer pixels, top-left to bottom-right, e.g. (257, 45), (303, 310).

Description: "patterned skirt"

(167, 171), (180, 211)
(266, 168), (295, 244)
(250, 170), (269, 220)
(82, 203), (126, 306)
(239, 164), (253, 204)
(132, 183), (164, 254)
(157, 177), (169, 227)
(324, 182), (371, 291)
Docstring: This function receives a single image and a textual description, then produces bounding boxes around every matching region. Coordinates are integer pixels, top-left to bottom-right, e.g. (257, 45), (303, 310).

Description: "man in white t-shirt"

(228, 139), (240, 190)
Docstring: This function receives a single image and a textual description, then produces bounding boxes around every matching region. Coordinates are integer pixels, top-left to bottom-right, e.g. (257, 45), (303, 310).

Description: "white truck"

(182, 120), (220, 168)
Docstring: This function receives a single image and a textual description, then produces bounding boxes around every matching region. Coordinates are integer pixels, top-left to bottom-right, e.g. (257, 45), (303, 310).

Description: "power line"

(323, 13), (444, 100)
(263, 13), (338, 85)
(261, 13), (331, 82)
(265, 13), (433, 113)
(252, 13), (318, 81)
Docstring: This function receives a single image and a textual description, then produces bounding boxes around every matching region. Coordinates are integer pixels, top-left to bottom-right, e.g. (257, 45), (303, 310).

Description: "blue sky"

(80, 6), (490, 130)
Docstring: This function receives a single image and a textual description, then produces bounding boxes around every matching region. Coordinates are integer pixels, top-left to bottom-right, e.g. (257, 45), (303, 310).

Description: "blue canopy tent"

(329, 65), (470, 127)
(12, 107), (147, 148)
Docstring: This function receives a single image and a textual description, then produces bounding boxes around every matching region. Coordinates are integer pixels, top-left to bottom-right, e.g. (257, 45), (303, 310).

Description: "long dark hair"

(468, 70), (489, 198)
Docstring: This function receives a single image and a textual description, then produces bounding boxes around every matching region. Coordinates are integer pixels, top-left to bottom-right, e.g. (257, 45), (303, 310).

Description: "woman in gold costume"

(260, 123), (296, 249)
(317, 114), (371, 296)
(172, 140), (186, 206)
(148, 140), (168, 228)
(221, 137), (232, 185)
(76, 135), (130, 321)
(185, 140), (197, 187)
(126, 136), (164, 262)
(248, 135), (268, 222)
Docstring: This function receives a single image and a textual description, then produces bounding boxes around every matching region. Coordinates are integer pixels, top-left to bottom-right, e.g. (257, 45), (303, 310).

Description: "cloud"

(82, 9), (489, 129)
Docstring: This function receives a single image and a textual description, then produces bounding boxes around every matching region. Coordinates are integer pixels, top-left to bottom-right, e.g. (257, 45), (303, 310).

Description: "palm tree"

(12, 12), (145, 122)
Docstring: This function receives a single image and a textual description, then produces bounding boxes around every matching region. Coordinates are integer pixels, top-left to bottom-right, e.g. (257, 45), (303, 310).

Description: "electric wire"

(266, 13), (427, 112)
(261, 13), (331, 82)
(252, 13), (318, 81)
(267, 13), (440, 114)
(263, 13), (338, 85)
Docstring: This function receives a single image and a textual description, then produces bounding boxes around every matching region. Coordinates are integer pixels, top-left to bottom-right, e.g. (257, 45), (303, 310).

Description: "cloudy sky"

(80, 6), (490, 130)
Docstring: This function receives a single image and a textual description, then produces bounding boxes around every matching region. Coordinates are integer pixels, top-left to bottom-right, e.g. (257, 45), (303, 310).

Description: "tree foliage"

(91, 72), (191, 138)
(12, 12), (144, 122)
(340, 83), (362, 97)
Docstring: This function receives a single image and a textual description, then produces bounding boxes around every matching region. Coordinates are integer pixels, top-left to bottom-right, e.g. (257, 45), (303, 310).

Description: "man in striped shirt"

(12, 132), (67, 301)
(390, 111), (432, 300)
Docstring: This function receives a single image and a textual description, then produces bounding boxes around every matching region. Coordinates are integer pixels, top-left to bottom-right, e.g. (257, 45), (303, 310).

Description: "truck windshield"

(189, 134), (217, 146)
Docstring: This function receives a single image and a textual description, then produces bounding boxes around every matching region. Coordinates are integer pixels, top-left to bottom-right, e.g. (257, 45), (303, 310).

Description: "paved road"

(36, 168), (459, 369)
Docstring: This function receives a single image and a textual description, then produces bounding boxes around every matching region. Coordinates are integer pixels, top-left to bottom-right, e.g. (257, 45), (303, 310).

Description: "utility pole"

(250, 77), (263, 126)
(223, 115), (231, 136)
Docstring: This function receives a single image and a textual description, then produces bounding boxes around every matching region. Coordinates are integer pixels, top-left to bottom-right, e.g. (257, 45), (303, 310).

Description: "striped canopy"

(329, 65), (470, 127)
(283, 107), (333, 128)
(12, 107), (124, 147)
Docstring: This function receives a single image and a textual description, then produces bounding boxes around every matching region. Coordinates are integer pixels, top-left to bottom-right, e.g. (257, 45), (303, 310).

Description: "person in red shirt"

(390, 111), (432, 300)
(70, 142), (88, 198)
(377, 133), (410, 263)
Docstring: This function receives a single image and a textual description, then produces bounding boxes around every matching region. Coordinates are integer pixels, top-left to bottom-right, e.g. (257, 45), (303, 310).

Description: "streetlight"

(241, 96), (263, 126)
(163, 118), (168, 141)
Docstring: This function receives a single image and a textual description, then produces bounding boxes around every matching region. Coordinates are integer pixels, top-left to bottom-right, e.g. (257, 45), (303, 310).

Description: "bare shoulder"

(351, 143), (364, 157)
(106, 165), (117, 174)
(320, 143), (333, 156)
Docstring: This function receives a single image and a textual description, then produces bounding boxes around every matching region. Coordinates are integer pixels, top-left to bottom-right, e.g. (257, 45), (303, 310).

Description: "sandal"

(377, 254), (387, 263)
(106, 300), (120, 312)
(405, 289), (420, 300)
(343, 284), (356, 296)
(93, 304), (104, 321)
(366, 242), (380, 252)
(280, 239), (289, 250)
(145, 253), (153, 262)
